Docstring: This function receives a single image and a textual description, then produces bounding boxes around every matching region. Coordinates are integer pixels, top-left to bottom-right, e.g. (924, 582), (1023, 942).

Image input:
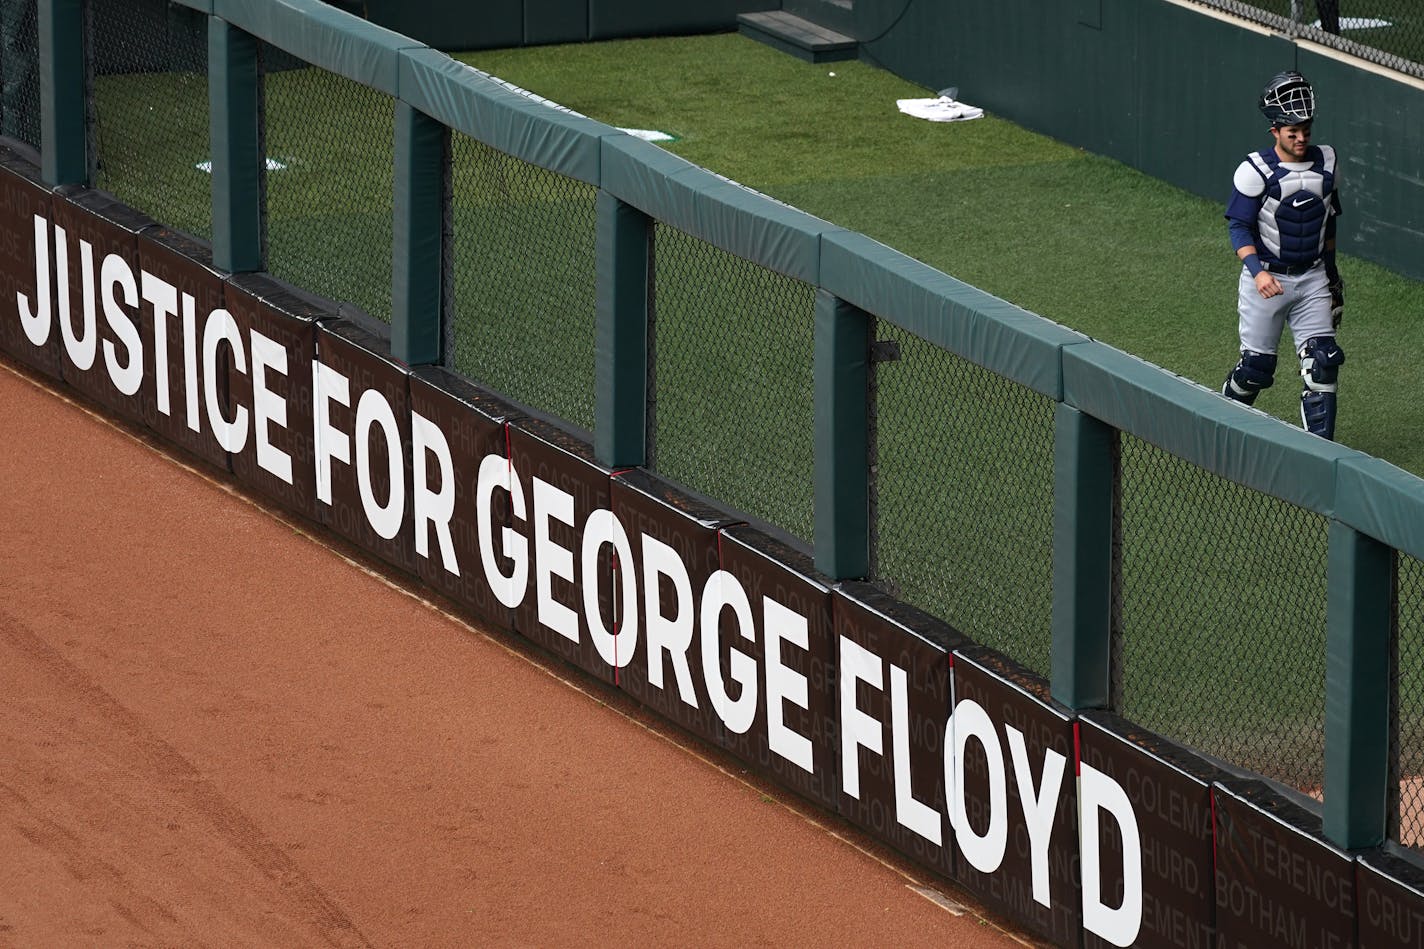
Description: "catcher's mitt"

(1328, 276), (1345, 329)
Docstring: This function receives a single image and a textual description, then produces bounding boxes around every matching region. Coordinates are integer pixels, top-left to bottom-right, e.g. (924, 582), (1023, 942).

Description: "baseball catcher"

(1221, 71), (1345, 440)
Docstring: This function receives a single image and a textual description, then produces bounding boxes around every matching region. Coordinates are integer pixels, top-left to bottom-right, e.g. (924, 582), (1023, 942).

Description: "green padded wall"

(364, 0), (522, 51)
(784, 0), (855, 37)
(1128, 1), (1294, 201)
(525, 0), (587, 46)
(399, 49), (610, 185)
(588, 0), (769, 40)
(1298, 49), (1424, 277)
(214, 0), (422, 96)
(1061, 341), (1354, 514)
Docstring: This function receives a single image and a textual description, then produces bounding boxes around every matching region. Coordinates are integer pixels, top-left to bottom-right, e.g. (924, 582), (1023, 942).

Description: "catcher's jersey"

(1225, 144), (1341, 266)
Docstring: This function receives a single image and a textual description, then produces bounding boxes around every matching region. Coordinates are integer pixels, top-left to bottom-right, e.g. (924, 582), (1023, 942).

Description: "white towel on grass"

(896, 96), (984, 123)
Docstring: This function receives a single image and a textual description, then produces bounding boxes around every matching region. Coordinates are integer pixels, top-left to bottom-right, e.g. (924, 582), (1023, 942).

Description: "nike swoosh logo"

(1292, 196), (1313, 207)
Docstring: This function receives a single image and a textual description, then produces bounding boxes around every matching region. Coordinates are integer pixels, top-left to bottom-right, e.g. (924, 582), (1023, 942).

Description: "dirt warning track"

(0, 359), (1033, 947)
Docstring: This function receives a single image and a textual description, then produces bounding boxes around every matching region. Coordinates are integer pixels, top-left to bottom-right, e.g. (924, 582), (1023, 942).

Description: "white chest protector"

(1231, 145), (1338, 262)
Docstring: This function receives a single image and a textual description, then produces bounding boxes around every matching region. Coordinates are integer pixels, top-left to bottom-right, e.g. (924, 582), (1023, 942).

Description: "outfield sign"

(1078, 713), (1219, 948)
(8, 160), (1424, 948)
(1214, 783), (1357, 948)
(0, 152), (60, 378)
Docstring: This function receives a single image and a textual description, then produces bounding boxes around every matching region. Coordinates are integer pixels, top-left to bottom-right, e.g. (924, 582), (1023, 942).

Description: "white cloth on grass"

(896, 96), (984, 123)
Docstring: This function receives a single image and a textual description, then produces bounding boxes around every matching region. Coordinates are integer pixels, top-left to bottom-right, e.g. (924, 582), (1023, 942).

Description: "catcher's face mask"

(1260, 72), (1315, 128)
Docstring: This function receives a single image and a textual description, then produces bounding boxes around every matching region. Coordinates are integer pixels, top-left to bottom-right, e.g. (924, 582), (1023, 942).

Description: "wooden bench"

(737, 10), (858, 64)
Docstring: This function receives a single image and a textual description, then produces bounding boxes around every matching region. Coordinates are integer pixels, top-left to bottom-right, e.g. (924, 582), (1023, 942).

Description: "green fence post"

(209, 17), (261, 273)
(1050, 403), (1116, 709)
(392, 100), (444, 365)
(38, 0), (85, 185)
(594, 190), (650, 469)
(813, 289), (870, 580)
(1324, 520), (1392, 849)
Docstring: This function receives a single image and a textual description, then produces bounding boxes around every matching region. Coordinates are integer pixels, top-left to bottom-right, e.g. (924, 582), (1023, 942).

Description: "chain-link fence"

(1117, 435), (1330, 792)
(649, 223), (816, 544)
(872, 323), (1056, 676)
(1396, 553), (1424, 851)
(0, 0), (39, 150)
(1192, 0), (1424, 78)
(263, 52), (393, 321)
(91, 1), (209, 239)
(450, 133), (598, 430)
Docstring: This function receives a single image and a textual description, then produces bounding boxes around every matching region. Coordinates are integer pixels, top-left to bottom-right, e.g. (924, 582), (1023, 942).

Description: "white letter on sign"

(533, 477), (578, 643)
(101, 253), (142, 397)
(891, 664), (942, 846)
(582, 509), (636, 669)
(355, 388), (403, 541)
(250, 329), (292, 483)
(18, 215), (52, 346)
(313, 360), (350, 505)
(411, 410), (457, 575)
(764, 598), (813, 775)
(1081, 763), (1142, 947)
(700, 569), (757, 735)
(182, 294), (201, 433)
(140, 272), (177, 413)
(838, 635), (883, 800)
(1005, 725), (1067, 909)
(62, 238), (98, 371)
(476, 453), (528, 610)
(949, 699), (1008, 874)
(203, 309), (247, 451)
(642, 534), (698, 707)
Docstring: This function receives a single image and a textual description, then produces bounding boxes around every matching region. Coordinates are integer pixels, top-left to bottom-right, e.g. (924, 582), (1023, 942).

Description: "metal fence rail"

(1398, 554), (1424, 846)
(1118, 435), (1330, 791)
(0, 0), (37, 150)
(649, 222), (816, 542)
(872, 322), (1056, 677)
(92, 2), (209, 240)
(1192, 0), (1424, 78)
(450, 132), (598, 430)
(263, 57), (394, 323)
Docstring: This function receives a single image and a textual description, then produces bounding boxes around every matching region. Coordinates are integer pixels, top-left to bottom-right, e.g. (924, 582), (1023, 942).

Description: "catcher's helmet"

(1259, 71), (1315, 127)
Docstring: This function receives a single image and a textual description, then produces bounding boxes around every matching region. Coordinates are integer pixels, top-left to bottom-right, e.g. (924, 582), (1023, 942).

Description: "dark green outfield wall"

(1299, 47), (1424, 272)
(360, 0), (770, 50)
(791, 0), (1424, 282)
